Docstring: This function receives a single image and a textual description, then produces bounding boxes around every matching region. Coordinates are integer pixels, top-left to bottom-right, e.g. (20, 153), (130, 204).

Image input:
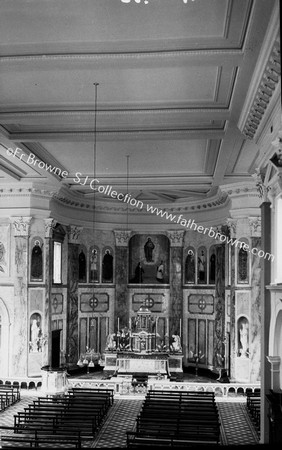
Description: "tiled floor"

(0, 391), (259, 448)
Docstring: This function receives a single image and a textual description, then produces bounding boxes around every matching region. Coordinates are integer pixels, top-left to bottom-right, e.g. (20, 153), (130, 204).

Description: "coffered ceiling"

(0, 0), (279, 206)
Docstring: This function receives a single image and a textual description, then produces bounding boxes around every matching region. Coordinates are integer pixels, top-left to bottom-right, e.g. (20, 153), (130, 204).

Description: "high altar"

(101, 306), (183, 380)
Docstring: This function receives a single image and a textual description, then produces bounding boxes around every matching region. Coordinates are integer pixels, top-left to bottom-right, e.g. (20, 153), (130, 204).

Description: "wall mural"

(102, 247), (114, 283)
(129, 234), (170, 284)
(30, 237), (43, 281)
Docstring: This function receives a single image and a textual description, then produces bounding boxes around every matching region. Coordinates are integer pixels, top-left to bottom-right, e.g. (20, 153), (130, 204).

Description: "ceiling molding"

(0, 108), (231, 118)
(0, 49), (245, 64)
(237, 1), (280, 139)
(6, 128), (226, 142)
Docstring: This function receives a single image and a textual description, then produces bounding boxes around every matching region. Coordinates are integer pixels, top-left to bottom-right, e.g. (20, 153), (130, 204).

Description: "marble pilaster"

(11, 216), (32, 376)
(43, 218), (56, 366)
(260, 201), (272, 443)
(250, 236), (262, 382)
(66, 243), (79, 364)
(115, 246), (129, 330)
(114, 231), (131, 330)
(214, 244), (225, 367)
(169, 246), (183, 337)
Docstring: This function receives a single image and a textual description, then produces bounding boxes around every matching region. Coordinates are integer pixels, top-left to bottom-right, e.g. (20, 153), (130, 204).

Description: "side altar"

(100, 306), (183, 380)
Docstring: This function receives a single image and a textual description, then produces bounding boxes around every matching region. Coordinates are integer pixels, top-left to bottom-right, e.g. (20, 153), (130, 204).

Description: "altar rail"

(67, 378), (260, 397)
(0, 377), (42, 390)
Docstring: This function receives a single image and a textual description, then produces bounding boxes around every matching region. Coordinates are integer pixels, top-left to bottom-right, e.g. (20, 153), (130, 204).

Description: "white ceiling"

(0, 0), (278, 205)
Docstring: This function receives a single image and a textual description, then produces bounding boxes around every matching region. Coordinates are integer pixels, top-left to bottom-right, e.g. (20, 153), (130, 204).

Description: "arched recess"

(0, 297), (11, 377)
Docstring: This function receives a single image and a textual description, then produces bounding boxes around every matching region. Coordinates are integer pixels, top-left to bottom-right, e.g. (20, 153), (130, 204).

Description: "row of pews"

(0, 384), (21, 411)
(246, 390), (261, 437)
(0, 387), (114, 448)
(127, 390), (221, 447)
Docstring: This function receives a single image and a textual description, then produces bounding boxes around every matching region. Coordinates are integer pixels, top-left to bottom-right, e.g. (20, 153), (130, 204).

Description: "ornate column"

(249, 216), (262, 382)
(66, 226), (82, 365)
(43, 218), (57, 366)
(11, 216), (32, 376)
(167, 230), (184, 337)
(114, 230), (131, 330)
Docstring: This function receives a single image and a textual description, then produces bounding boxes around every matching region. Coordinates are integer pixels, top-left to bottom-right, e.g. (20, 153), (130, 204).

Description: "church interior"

(0, 0), (281, 447)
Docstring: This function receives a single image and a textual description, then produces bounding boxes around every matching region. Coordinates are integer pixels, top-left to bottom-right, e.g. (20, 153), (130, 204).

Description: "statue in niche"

(89, 248), (99, 282)
(102, 249), (113, 282)
(198, 249), (206, 283)
(185, 249), (195, 283)
(144, 237), (155, 262)
(0, 241), (6, 273)
(238, 247), (248, 283)
(78, 249), (86, 282)
(209, 251), (216, 284)
(29, 313), (42, 352)
(31, 240), (43, 280)
(238, 317), (249, 357)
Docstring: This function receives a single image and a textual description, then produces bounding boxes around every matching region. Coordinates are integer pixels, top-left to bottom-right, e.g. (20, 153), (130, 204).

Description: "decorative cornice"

(53, 187), (229, 215)
(0, 186), (56, 198)
(11, 216), (32, 237)
(238, 20), (280, 140)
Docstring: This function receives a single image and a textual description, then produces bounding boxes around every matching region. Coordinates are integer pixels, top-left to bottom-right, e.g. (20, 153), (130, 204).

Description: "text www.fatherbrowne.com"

(5, 148), (274, 262)
(146, 204), (274, 261)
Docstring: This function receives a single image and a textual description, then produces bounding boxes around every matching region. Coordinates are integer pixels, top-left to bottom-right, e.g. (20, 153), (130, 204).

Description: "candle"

(118, 317), (120, 332)
(180, 318), (182, 339)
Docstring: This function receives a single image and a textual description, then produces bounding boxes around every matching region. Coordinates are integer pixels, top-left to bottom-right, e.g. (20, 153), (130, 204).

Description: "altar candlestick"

(129, 317), (131, 330)
(117, 317), (120, 332)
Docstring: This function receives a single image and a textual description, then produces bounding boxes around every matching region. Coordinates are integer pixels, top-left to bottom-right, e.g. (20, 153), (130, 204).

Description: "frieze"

(117, 352), (169, 359)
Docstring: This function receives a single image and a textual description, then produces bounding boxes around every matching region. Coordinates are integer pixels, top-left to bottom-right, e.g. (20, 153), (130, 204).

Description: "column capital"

(225, 218), (237, 238)
(166, 230), (185, 247)
(11, 216), (32, 237)
(248, 216), (261, 237)
(44, 218), (57, 238)
(67, 225), (83, 244)
(114, 230), (132, 247)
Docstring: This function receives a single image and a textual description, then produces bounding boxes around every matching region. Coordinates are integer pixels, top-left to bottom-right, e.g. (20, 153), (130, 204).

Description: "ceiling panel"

(0, 0), (252, 54)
